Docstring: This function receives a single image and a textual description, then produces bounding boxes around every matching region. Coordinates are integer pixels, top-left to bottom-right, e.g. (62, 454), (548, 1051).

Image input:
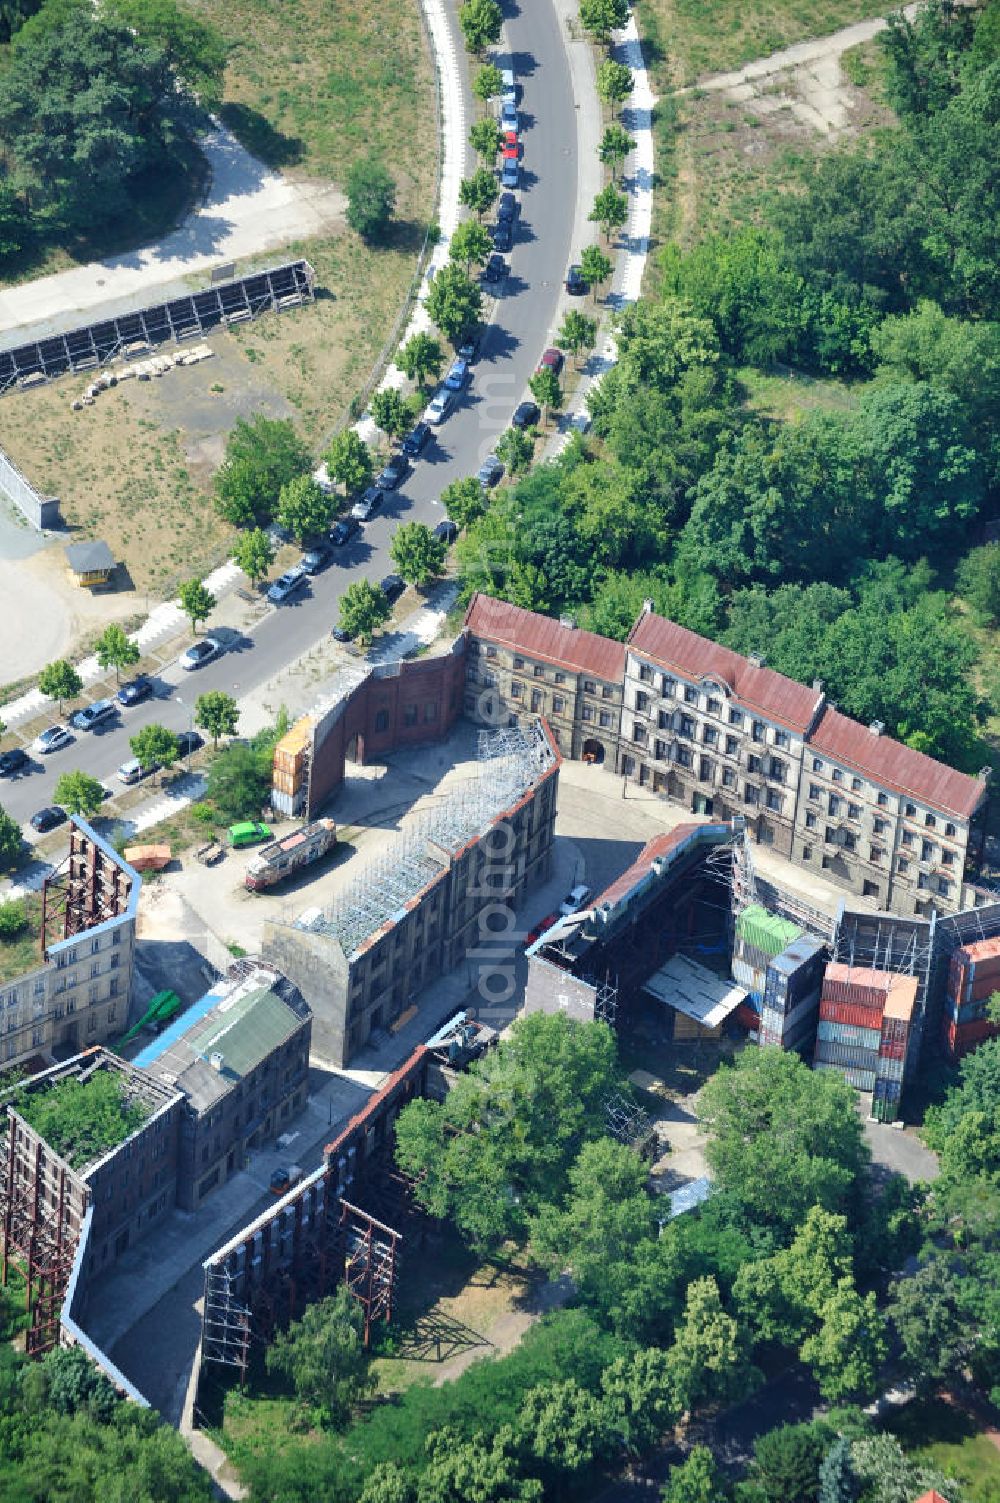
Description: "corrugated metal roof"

(189, 987), (300, 1077)
(628, 613), (823, 731)
(593, 825), (707, 910)
(809, 705), (985, 820)
(464, 592), (626, 682)
(644, 953), (747, 1027)
(666, 1175), (713, 1220)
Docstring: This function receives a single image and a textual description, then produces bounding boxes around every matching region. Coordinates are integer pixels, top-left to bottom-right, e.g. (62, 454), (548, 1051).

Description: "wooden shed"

(65, 540), (115, 587)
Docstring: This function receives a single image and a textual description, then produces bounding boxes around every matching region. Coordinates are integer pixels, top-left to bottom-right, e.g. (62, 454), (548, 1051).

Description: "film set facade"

(0, 819), (140, 1075)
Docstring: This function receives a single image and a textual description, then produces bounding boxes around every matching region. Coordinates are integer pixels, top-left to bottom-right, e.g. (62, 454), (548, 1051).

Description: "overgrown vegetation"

(13, 1068), (151, 1168)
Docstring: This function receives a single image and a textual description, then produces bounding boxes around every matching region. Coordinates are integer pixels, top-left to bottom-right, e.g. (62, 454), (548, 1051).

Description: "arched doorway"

(582, 738), (605, 765)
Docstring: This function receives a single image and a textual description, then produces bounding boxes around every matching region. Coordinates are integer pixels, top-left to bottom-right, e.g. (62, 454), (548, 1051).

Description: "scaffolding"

(831, 908), (936, 1063)
(0, 1124), (82, 1356)
(604, 1092), (651, 1148)
(40, 824), (133, 954)
(321, 721), (555, 957)
(339, 1200), (400, 1346)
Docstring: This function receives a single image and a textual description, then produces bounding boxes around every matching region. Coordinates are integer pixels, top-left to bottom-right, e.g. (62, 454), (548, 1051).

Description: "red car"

(502, 132), (520, 161)
(525, 912), (559, 948)
(539, 346), (564, 374)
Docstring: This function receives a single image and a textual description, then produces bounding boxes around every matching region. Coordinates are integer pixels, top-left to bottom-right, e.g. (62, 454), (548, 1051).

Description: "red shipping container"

(880, 1015), (908, 1044)
(942, 1017), (1000, 1060)
(878, 1039), (905, 1060)
(819, 999), (885, 1030)
(734, 1003), (761, 1031)
(821, 981), (888, 1012)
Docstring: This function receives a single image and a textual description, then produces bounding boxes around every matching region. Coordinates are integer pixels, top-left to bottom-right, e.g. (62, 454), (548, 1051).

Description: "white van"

(501, 67), (516, 105)
(117, 757), (154, 785)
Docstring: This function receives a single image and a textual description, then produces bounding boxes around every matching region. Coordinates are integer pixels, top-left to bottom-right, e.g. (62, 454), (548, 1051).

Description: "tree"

(661, 1446), (728, 1503)
(580, 0), (629, 43)
(94, 624), (139, 684)
(520, 1378), (610, 1481)
(800, 1283), (887, 1403)
(850, 1433), (960, 1503)
(744, 1422), (835, 1503)
(38, 659), (83, 714)
(558, 309), (597, 367)
(599, 123), (635, 182)
(104, 0), (227, 105)
(206, 741), (272, 821)
(450, 218), (493, 271)
(596, 58), (633, 116)
(390, 522), (447, 586)
(474, 62), (503, 102)
(957, 543), (1000, 626)
(0, 897), (27, 939)
(276, 473), (334, 544)
(0, 11), (199, 230)
(470, 116), (501, 161)
(589, 184), (628, 242)
(495, 426), (534, 477)
(194, 691), (239, 749)
(666, 1276), (746, 1415)
(325, 428), (374, 496)
(41, 1343), (119, 1421)
(232, 526), (275, 589)
(459, 167), (499, 220)
(818, 1436), (857, 1503)
(580, 244), (613, 302)
(345, 155), (396, 242)
(215, 415), (311, 527)
(369, 387), (409, 440)
(441, 476), (487, 530)
(529, 366), (562, 424)
(178, 578), (216, 635)
(53, 771), (106, 818)
(458, 0), (502, 54)
(887, 1258), (971, 1391)
(266, 1286), (373, 1428)
(602, 1347), (677, 1455)
(338, 579), (392, 646)
(398, 331), (444, 390)
(0, 806), (22, 869)
(129, 723), (179, 779)
(425, 263), (483, 343)
(422, 1426), (542, 1503)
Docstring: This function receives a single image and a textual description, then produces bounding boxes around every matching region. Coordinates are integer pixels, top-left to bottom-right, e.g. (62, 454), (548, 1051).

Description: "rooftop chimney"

(559, 613), (577, 630)
(748, 652), (766, 669)
(869, 720), (885, 736)
(209, 1051), (225, 1072)
(642, 598), (654, 616)
(812, 679), (824, 692)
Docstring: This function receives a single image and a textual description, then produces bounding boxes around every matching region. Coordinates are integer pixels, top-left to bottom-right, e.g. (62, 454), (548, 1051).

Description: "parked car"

(501, 136), (519, 161)
(483, 254), (508, 284)
(117, 673), (153, 707)
(566, 263), (587, 296)
(434, 519), (459, 544)
(70, 697), (117, 732)
(512, 399), (540, 429)
(501, 99), (518, 128)
(331, 624), (354, 643)
(500, 67), (516, 103)
(269, 1165), (303, 1196)
(267, 565), (306, 603)
(477, 454), (503, 488)
(539, 346), (564, 374)
(176, 730), (204, 758)
(402, 421), (432, 456)
(0, 748), (29, 777)
(301, 543), (331, 574)
(380, 573), (406, 604)
(500, 161), (519, 190)
(458, 332), (482, 362)
(330, 517), (360, 547)
(351, 486), (383, 521)
(229, 820), (272, 848)
(497, 192), (518, 225)
(179, 638), (222, 671)
(492, 221), (513, 254)
(559, 884), (592, 917)
(425, 388), (455, 425)
(117, 757), (156, 785)
(376, 454), (410, 490)
(30, 806), (66, 834)
(34, 725), (72, 755)
(444, 358), (470, 391)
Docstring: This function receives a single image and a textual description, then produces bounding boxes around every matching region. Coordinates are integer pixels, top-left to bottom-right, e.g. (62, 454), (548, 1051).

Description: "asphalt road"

(0, 0), (579, 835)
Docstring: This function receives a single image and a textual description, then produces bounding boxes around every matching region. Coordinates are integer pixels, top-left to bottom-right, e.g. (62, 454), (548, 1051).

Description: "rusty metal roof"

(810, 706), (985, 820)
(464, 592), (626, 682)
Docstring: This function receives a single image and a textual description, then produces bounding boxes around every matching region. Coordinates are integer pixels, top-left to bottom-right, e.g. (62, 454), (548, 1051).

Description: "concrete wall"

(0, 445), (59, 529)
(308, 646), (467, 815)
(524, 956), (599, 1023)
(262, 924), (351, 1066)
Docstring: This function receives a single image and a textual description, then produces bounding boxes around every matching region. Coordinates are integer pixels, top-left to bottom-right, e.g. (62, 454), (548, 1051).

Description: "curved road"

(0, 0), (580, 835)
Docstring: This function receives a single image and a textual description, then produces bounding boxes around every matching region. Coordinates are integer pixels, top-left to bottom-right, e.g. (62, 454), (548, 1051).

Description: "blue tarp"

(132, 987), (226, 1068)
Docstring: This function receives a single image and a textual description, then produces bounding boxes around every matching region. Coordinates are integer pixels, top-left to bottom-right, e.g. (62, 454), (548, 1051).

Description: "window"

(725, 735), (738, 756)
(747, 754), (761, 774)
(870, 846), (883, 864)
(722, 768), (736, 788)
(584, 679), (596, 694)
(513, 656), (524, 670)
(805, 811), (817, 829)
(622, 756), (635, 776)
(374, 709), (389, 732)
(658, 710), (671, 731)
(832, 768), (843, 783)
(404, 704), (418, 726)
(730, 709), (744, 727)
(531, 690), (542, 711)
(90, 938), (100, 955)
(751, 720), (765, 742)
(599, 711), (612, 728)
(863, 880), (880, 898)
(554, 672), (566, 685)
(775, 729), (789, 749)
(661, 675), (675, 696)
(759, 822), (775, 846)
(602, 686), (613, 699)
(904, 801), (916, 817)
(707, 697), (722, 716)
(803, 845), (813, 861)
(703, 726), (718, 746)
(877, 791), (889, 807)
(680, 685), (695, 705)
(842, 831), (857, 851)
(582, 705), (593, 721)
(744, 785), (759, 806)
(825, 826), (837, 844)
(902, 830), (914, 847)
(828, 794), (841, 816)
(848, 802), (860, 820)
(632, 724), (647, 744)
(812, 757), (823, 772)
(768, 758), (785, 782)
(679, 714), (695, 738)
(700, 757), (714, 781)
(510, 681), (522, 698)
(809, 783), (821, 801)
(851, 776), (862, 792)
(898, 858), (909, 873)
(485, 645), (497, 659)
(635, 691), (649, 712)
(925, 813), (936, 828)
(942, 851), (955, 867)
(676, 746), (692, 769)
(873, 818), (886, 835)
(551, 695), (565, 713)
(765, 789), (782, 811)
(533, 665), (544, 679)
(921, 839), (934, 861)
(639, 664), (653, 683)
(655, 739), (668, 761)
(945, 822), (956, 838)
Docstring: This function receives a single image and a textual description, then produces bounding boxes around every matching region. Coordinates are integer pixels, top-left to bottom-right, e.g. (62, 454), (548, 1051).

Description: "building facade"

(0, 820), (140, 1074)
(463, 595), (989, 917)
(264, 719), (560, 1065)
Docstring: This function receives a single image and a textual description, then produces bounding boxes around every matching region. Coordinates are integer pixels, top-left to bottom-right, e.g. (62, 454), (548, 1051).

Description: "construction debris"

(71, 344), (214, 409)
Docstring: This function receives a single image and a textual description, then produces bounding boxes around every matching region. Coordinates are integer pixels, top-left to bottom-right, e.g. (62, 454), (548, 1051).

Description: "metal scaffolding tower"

(339, 1200), (400, 1346)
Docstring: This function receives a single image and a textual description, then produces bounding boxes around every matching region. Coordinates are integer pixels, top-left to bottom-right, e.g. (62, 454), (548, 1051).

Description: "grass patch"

(13, 1068), (151, 1169)
(737, 364), (861, 421)
(0, 894), (42, 987)
(886, 1397), (1000, 1503)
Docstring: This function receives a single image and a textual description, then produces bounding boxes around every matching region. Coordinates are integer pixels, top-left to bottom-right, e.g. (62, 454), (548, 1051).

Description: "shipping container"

(735, 904), (802, 959)
(821, 963), (892, 1012)
(942, 1016), (1000, 1059)
(944, 997), (991, 1026)
(732, 956), (766, 1002)
(817, 1020), (882, 1051)
(735, 936), (774, 976)
(873, 1075), (902, 1101)
(816, 1062), (877, 1092)
(814, 1040), (879, 1073)
(880, 1014), (908, 1045)
(878, 1038), (905, 1061)
(819, 998), (884, 1030)
(875, 1053), (905, 1083)
(734, 1002), (761, 1030)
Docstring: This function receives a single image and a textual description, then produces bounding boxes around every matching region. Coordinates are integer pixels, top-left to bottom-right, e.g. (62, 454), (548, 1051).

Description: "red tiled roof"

(810, 705), (985, 821)
(628, 612), (823, 732)
(912, 1493), (950, 1503)
(464, 593), (626, 683)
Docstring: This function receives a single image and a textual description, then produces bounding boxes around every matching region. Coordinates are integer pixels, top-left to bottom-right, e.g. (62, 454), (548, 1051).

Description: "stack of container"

(731, 904), (802, 1013)
(759, 934), (826, 1053)
(271, 717), (313, 817)
(814, 962), (917, 1121)
(941, 935), (1000, 1059)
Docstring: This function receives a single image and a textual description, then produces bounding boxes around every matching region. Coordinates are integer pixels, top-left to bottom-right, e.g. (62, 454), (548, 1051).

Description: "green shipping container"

(735, 903), (802, 959)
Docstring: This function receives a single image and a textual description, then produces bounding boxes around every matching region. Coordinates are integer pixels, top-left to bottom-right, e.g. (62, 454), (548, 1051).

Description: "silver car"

(179, 637), (223, 671)
(34, 725), (73, 754)
(425, 388), (455, 425)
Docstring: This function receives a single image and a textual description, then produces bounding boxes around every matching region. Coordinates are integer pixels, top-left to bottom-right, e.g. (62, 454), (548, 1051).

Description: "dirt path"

(691, 4), (921, 137)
